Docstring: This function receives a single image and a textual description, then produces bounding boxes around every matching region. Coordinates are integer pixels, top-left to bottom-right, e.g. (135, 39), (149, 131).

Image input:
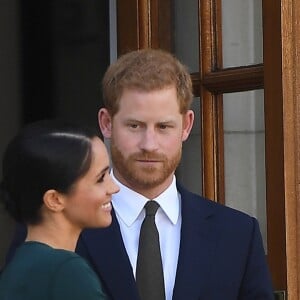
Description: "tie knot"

(144, 201), (159, 216)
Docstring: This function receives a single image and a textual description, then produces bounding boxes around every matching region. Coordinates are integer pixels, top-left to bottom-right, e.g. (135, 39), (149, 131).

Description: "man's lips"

(137, 159), (161, 162)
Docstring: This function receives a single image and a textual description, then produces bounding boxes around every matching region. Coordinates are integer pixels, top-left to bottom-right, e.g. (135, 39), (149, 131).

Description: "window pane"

(176, 97), (202, 195)
(223, 90), (267, 250)
(221, 0), (263, 68)
(173, 0), (199, 72)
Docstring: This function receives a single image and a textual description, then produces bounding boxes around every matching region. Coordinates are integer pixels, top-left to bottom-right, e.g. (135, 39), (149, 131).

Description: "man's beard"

(110, 139), (182, 190)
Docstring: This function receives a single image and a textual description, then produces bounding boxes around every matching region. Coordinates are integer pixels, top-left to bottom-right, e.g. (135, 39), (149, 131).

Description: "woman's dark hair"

(0, 119), (100, 224)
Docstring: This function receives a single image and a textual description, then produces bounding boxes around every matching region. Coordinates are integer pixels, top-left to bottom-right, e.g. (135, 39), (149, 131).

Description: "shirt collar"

(111, 171), (180, 226)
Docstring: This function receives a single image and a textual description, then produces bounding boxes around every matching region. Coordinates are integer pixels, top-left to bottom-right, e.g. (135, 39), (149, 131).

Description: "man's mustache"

(130, 152), (167, 161)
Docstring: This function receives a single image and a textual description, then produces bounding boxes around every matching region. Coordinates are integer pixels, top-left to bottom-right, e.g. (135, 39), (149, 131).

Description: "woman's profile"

(0, 119), (119, 299)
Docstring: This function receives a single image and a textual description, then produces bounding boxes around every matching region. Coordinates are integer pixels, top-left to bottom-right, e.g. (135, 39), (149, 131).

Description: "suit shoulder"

(179, 184), (257, 226)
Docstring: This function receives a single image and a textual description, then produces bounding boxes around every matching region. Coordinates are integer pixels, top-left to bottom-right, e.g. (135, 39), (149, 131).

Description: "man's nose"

(139, 128), (159, 151)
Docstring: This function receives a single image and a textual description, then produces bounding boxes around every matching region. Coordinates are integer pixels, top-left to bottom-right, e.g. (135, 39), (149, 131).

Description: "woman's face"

(62, 137), (119, 229)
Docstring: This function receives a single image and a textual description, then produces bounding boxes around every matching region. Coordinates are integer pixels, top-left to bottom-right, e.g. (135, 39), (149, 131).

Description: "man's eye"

(159, 124), (169, 129)
(129, 124), (138, 128)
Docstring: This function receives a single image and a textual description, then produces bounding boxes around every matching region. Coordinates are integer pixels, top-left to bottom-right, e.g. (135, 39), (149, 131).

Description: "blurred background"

(0, 0), (112, 267)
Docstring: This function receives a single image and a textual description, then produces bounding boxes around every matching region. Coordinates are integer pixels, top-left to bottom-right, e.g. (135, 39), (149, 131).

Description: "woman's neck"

(26, 221), (81, 251)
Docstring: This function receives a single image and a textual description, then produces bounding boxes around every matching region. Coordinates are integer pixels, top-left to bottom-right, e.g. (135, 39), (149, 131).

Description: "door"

(115, 0), (299, 298)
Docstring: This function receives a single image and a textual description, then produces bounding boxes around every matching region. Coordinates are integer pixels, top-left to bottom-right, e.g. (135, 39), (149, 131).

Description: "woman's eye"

(97, 174), (106, 183)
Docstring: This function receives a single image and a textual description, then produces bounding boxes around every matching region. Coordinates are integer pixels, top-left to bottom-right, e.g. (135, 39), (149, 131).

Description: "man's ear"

(182, 110), (194, 142)
(43, 190), (65, 212)
(98, 108), (112, 139)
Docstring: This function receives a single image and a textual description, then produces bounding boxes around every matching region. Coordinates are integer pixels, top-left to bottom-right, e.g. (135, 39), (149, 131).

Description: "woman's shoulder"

(1, 242), (108, 300)
(17, 241), (79, 263)
(50, 249), (109, 299)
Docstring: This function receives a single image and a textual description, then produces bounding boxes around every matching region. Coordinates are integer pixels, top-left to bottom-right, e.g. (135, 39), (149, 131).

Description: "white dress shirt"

(111, 172), (182, 300)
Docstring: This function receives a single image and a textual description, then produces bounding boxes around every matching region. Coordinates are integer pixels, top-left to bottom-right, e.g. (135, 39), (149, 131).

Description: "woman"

(0, 119), (119, 299)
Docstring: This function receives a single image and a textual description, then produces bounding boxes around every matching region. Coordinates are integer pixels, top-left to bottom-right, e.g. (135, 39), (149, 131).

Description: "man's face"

(100, 86), (194, 197)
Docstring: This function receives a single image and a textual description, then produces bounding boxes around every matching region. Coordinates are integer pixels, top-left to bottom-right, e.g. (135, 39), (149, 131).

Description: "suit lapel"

(80, 185), (219, 300)
(172, 185), (218, 300)
(81, 209), (140, 300)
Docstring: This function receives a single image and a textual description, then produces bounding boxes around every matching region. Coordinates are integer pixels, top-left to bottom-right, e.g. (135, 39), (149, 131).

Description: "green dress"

(0, 241), (108, 300)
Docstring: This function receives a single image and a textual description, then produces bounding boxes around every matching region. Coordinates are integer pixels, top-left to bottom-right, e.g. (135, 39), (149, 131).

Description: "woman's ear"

(43, 190), (65, 212)
(98, 108), (112, 139)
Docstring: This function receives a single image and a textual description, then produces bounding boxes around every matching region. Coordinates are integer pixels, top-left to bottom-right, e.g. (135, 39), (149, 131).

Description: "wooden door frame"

(263, 0), (300, 297)
(116, 0), (171, 53)
(280, 0), (300, 298)
(263, 0), (287, 292)
(115, 0), (300, 297)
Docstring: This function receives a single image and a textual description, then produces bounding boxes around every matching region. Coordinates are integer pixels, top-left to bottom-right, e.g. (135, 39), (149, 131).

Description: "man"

(6, 49), (274, 299)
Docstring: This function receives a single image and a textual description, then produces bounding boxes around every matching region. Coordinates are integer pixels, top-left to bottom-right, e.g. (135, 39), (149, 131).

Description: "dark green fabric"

(0, 241), (108, 300)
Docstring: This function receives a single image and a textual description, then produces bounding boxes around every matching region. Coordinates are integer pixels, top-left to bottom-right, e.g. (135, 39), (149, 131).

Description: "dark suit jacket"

(5, 184), (274, 299)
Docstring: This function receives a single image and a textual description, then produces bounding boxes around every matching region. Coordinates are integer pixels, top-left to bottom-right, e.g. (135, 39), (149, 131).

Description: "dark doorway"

(20, 0), (110, 130)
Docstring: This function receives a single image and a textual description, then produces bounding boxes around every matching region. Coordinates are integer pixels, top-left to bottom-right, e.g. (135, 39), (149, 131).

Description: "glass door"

(115, 0), (287, 295)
